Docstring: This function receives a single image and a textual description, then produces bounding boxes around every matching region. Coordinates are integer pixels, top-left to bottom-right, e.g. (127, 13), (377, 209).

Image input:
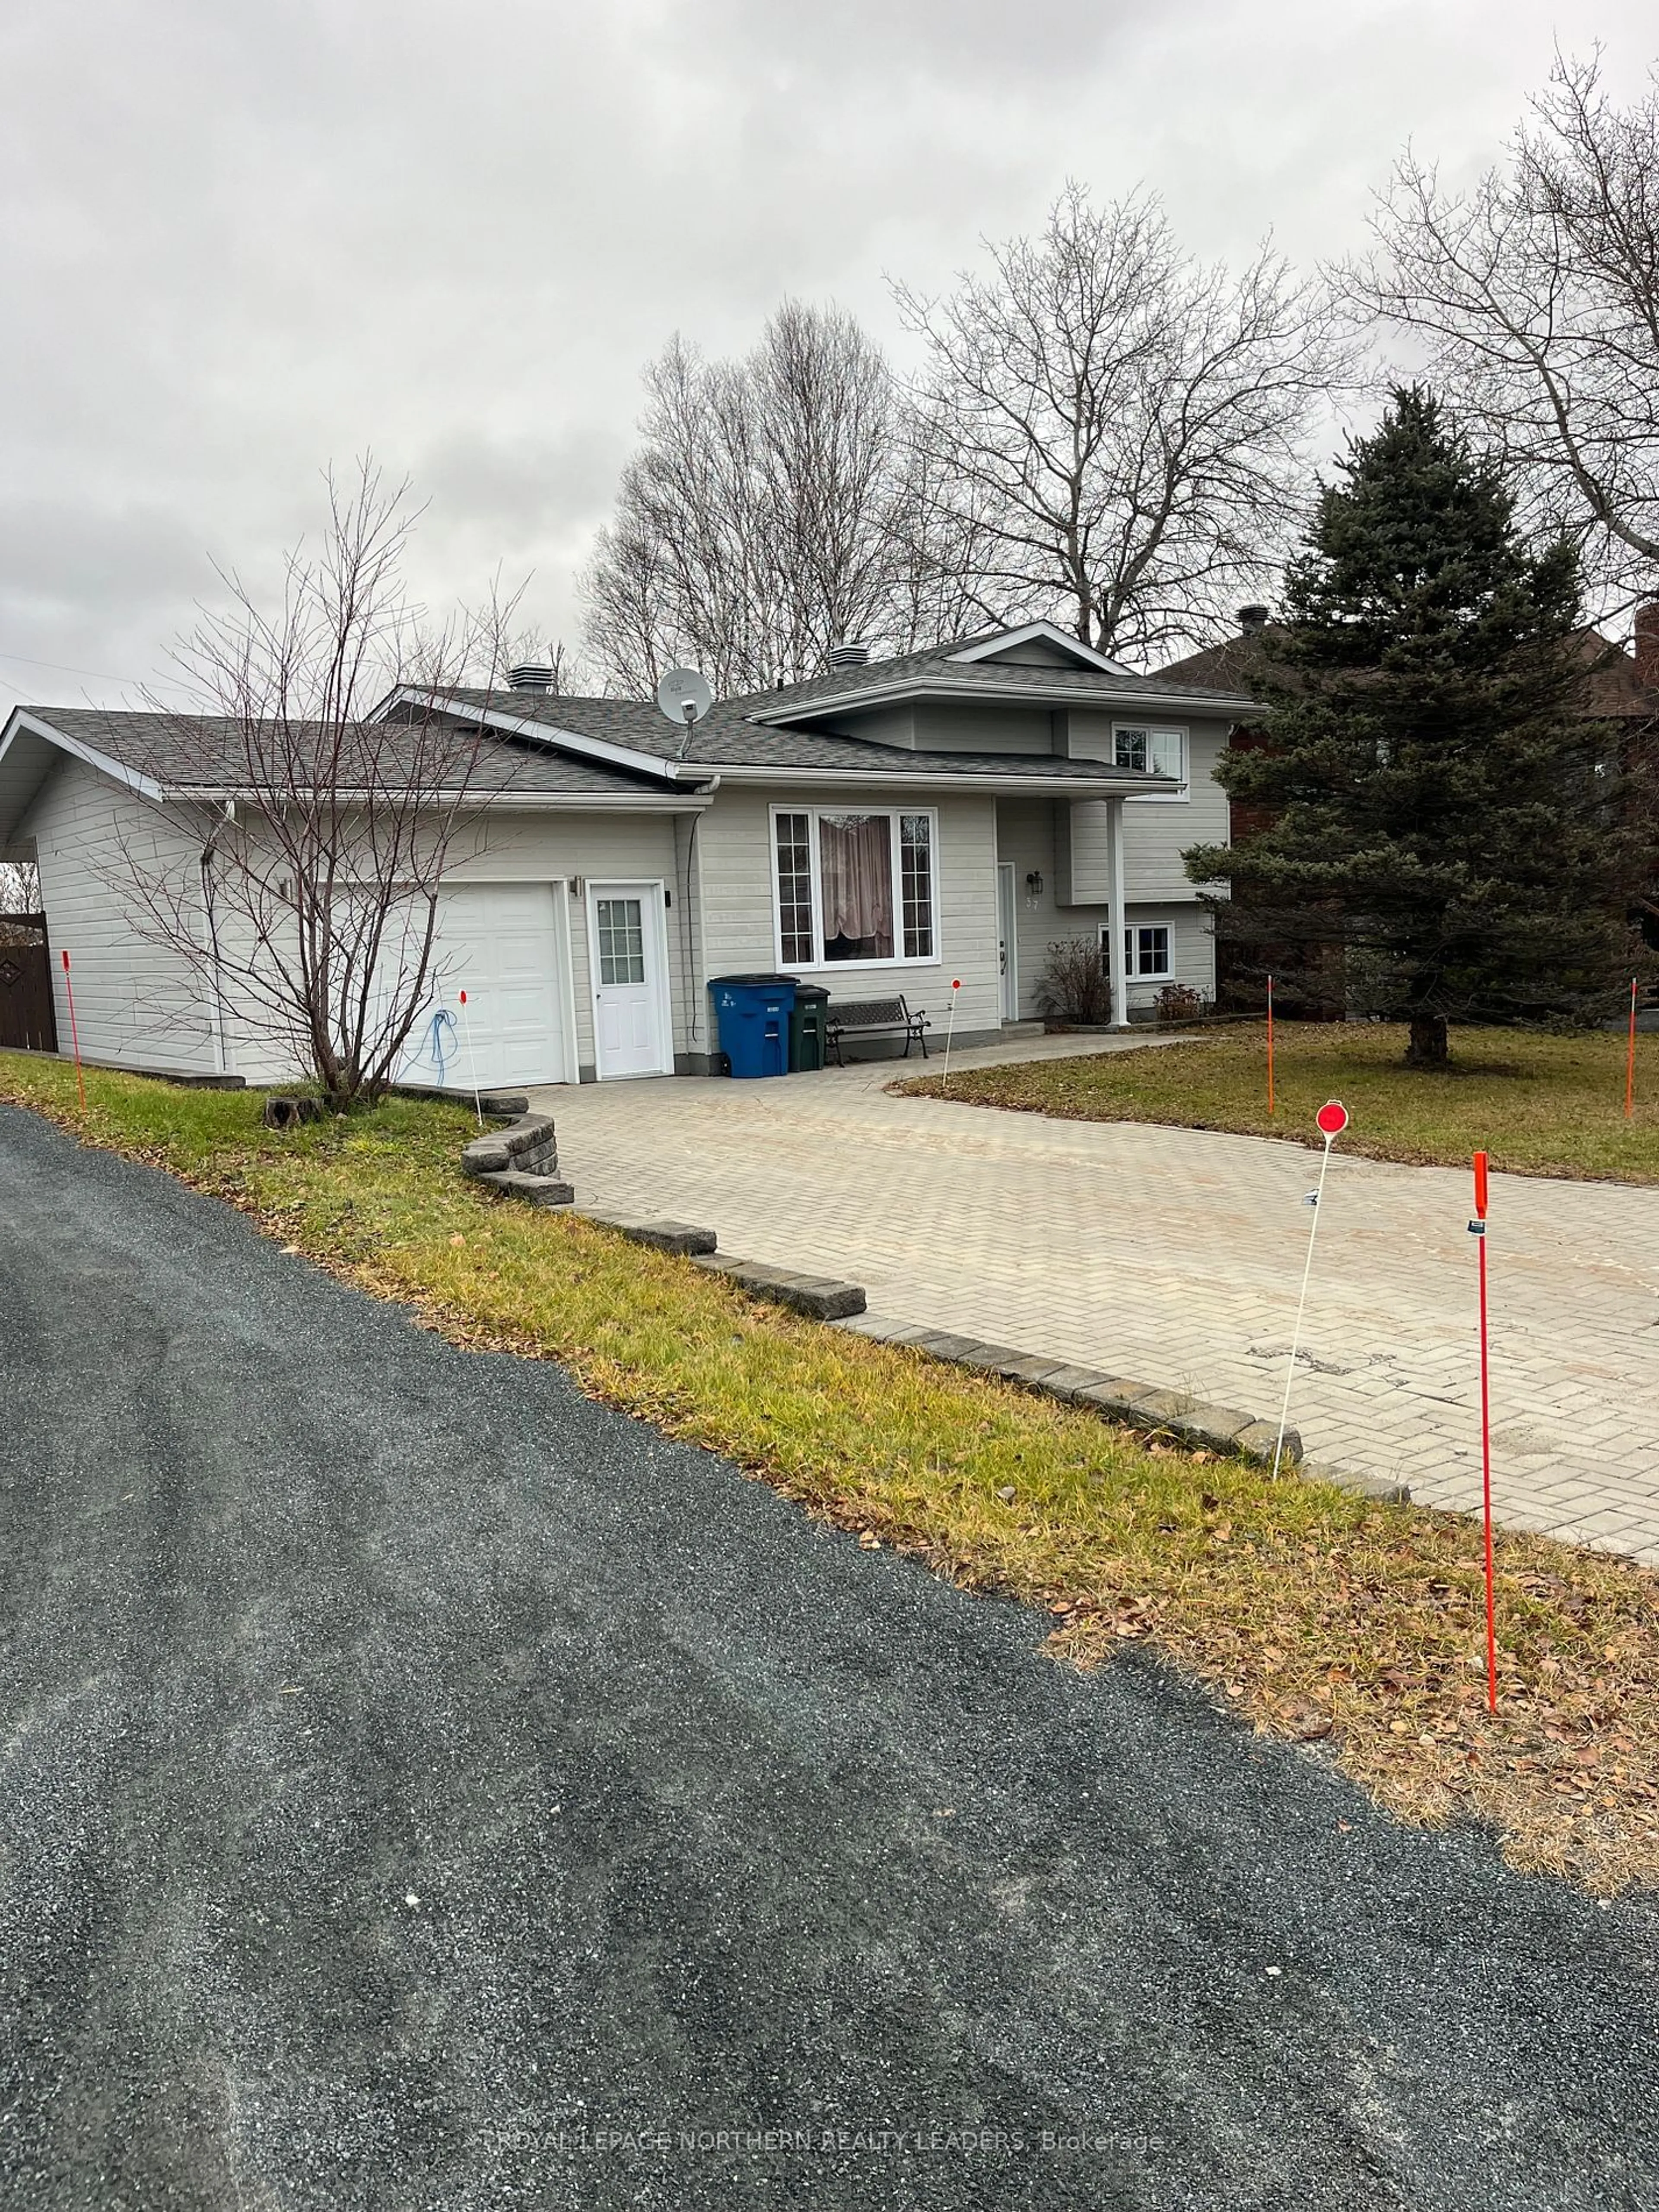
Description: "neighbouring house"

(0, 622), (1257, 1087)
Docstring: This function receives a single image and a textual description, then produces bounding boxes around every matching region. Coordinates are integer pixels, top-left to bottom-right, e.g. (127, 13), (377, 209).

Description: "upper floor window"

(1113, 725), (1187, 799)
(772, 807), (937, 967)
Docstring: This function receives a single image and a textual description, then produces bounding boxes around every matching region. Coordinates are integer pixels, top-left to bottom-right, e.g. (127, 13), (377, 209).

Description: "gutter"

(166, 785), (720, 813)
(703, 765), (1182, 798)
(744, 673), (1264, 725)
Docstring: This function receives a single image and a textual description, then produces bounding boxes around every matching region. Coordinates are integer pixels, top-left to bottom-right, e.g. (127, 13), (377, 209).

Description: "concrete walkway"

(537, 1041), (1659, 1565)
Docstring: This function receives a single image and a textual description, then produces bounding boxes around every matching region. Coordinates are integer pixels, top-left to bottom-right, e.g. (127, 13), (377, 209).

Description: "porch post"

(1107, 797), (1128, 1030)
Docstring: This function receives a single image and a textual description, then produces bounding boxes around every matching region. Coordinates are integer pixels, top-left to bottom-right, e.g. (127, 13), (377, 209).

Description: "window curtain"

(818, 814), (894, 960)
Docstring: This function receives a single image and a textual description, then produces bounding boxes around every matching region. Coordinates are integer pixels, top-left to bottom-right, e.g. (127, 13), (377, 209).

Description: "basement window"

(1102, 924), (1172, 980)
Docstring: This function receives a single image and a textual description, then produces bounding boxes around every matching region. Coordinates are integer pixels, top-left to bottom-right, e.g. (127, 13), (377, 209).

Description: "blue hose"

(426, 1006), (458, 1084)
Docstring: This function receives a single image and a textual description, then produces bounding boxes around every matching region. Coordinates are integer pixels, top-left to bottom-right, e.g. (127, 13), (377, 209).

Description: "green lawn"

(905, 1021), (1659, 1183)
(3, 1048), (1658, 1892)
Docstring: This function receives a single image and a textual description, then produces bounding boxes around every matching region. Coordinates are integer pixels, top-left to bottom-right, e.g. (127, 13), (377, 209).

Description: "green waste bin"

(788, 982), (829, 1073)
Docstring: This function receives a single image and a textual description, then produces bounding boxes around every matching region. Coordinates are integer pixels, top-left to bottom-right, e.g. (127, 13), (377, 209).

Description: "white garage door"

(400, 884), (571, 1090)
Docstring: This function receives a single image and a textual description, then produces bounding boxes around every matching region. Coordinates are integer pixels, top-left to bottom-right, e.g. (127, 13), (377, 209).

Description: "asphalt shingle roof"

(11, 707), (665, 797)
(723, 636), (1258, 718)
(432, 690), (1177, 782)
(12, 624), (1256, 806)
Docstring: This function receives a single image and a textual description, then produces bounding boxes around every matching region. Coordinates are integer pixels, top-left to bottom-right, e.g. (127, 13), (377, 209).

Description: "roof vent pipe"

(827, 641), (870, 671)
(508, 662), (554, 693)
(1237, 605), (1270, 633)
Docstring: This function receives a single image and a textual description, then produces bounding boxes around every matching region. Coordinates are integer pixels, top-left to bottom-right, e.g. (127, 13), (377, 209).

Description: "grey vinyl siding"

(831, 702), (1056, 753)
(183, 810), (686, 1085)
(908, 705), (1052, 753)
(1066, 721), (1239, 902)
(993, 798), (1218, 1016)
(442, 813), (683, 1071)
(693, 785), (1001, 1047)
(1062, 715), (1233, 903)
(988, 639), (1090, 667)
(20, 757), (218, 1074)
(1112, 903), (1216, 1009)
(20, 774), (690, 1085)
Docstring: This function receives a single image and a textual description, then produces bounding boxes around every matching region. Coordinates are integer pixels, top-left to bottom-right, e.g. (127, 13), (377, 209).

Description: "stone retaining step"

(477, 1169), (574, 1208)
(694, 1254), (868, 1322)
(577, 1211), (718, 1258)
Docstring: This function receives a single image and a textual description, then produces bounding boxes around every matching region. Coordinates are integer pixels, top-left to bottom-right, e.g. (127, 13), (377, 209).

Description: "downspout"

(673, 776), (718, 1059)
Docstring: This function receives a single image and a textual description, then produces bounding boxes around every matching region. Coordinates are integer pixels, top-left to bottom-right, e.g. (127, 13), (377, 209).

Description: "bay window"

(772, 807), (938, 967)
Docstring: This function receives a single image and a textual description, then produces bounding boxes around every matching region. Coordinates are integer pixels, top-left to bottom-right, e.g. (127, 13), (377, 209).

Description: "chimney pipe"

(1237, 605), (1270, 633)
(1635, 600), (1659, 691)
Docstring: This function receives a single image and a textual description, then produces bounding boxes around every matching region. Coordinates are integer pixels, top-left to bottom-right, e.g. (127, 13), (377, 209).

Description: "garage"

(399, 882), (573, 1091)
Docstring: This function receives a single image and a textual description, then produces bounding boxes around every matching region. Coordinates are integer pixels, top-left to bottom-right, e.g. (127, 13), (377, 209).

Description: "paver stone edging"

(461, 1111), (574, 1208)
(556, 1200), (1411, 1503)
(842, 1316), (1412, 1502)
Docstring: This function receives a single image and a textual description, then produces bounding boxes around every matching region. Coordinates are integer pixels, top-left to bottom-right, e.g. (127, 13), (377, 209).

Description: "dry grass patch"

(902, 1021), (1659, 1183)
(4, 1050), (1659, 1892)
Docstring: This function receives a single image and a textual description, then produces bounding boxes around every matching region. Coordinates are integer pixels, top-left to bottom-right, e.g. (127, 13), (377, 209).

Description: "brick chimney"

(1635, 599), (1659, 692)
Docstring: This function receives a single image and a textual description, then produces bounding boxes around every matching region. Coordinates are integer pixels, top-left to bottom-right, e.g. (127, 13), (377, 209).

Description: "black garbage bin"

(789, 983), (829, 1073)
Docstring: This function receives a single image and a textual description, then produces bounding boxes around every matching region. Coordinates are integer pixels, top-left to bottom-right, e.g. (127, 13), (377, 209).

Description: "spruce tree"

(1186, 387), (1643, 1066)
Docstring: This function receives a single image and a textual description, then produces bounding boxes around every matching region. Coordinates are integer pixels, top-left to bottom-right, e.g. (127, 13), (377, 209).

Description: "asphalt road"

(0, 1102), (1655, 2212)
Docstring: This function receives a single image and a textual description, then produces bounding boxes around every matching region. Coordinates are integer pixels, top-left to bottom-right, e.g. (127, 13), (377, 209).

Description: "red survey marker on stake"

(1471, 1150), (1498, 1711)
(1316, 1098), (1348, 1138)
(60, 948), (87, 1116)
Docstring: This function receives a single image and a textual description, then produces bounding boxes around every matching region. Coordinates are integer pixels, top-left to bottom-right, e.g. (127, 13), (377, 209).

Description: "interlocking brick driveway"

(537, 1040), (1659, 1565)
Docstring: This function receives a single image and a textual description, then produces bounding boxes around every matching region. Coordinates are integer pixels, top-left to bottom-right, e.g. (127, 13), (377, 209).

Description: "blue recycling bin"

(709, 973), (798, 1078)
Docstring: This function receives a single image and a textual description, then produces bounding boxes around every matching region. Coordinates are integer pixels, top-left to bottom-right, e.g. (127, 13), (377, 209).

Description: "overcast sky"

(0, 0), (1648, 709)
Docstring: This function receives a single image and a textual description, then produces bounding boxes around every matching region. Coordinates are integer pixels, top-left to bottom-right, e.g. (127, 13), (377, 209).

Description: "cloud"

(2, 0), (1654, 695)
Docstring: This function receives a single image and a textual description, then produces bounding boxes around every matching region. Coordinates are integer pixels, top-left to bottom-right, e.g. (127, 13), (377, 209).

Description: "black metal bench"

(825, 994), (931, 1065)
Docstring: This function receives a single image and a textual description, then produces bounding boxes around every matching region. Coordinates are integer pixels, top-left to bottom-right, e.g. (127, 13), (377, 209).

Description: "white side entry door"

(587, 881), (674, 1079)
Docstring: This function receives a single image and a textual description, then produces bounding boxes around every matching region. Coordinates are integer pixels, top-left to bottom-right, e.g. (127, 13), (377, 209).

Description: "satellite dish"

(656, 666), (713, 731)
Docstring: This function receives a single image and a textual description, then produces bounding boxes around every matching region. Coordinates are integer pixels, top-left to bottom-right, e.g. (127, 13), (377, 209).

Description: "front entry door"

(997, 863), (1020, 1021)
(588, 882), (672, 1079)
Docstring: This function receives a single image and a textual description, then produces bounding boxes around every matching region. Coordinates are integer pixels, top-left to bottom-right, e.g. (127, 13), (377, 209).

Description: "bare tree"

(111, 461), (521, 1110)
(582, 300), (958, 695)
(0, 858), (40, 912)
(1351, 50), (1659, 609)
(497, 629), (582, 694)
(891, 183), (1359, 659)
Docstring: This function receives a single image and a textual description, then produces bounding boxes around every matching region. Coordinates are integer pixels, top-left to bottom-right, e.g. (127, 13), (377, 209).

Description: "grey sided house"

(0, 622), (1256, 1089)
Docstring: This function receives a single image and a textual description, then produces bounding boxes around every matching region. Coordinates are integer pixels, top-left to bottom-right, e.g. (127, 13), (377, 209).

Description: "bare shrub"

(1035, 937), (1114, 1024)
(1154, 982), (1206, 1025)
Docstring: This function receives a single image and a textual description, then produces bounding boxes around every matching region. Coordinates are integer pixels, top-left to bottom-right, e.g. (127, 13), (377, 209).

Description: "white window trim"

(1102, 923), (1174, 982)
(1112, 721), (1188, 801)
(770, 803), (941, 972)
